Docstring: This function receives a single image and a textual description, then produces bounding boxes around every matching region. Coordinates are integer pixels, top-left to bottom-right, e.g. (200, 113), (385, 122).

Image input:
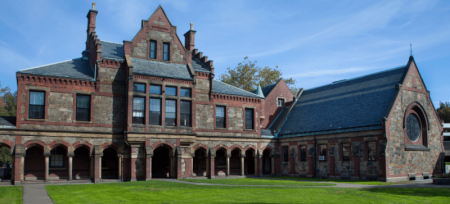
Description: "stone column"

(176, 147), (182, 179)
(191, 153), (195, 177)
(240, 153), (245, 176)
(254, 156), (258, 176)
(257, 153), (263, 177)
(14, 144), (25, 185)
(226, 153), (230, 177)
(329, 148), (335, 179)
(271, 156), (275, 175)
(93, 145), (102, 183)
(90, 155), (94, 180)
(21, 157), (25, 181)
(118, 154), (123, 181)
(208, 148), (216, 179)
(68, 156), (73, 181)
(44, 156), (49, 181)
(145, 146), (153, 181)
(130, 146), (138, 181)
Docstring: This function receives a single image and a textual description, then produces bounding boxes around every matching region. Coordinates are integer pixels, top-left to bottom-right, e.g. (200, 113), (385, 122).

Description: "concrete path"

(154, 178), (450, 188)
(23, 184), (54, 204)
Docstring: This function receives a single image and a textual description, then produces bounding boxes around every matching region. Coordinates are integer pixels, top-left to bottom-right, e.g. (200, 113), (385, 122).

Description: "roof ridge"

(18, 58), (80, 72)
(99, 40), (123, 45)
(213, 80), (264, 98)
(305, 65), (406, 92)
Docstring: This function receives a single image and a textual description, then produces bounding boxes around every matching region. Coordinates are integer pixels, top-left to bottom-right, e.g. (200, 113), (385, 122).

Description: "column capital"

(14, 144), (26, 158)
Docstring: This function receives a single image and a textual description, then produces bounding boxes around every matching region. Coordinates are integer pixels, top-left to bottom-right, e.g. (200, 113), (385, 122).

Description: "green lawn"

(46, 180), (450, 204)
(180, 178), (335, 186)
(270, 176), (403, 185)
(0, 186), (22, 204)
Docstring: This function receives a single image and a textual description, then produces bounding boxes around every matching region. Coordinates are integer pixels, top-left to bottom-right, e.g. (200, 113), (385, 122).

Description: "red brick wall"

(24, 146), (45, 179)
(261, 80), (294, 129)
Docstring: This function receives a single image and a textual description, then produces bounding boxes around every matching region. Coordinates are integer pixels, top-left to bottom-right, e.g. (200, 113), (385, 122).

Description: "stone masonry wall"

(93, 96), (126, 126)
(48, 92), (73, 123)
(196, 104), (214, 129)
(228, 107), (243, 131)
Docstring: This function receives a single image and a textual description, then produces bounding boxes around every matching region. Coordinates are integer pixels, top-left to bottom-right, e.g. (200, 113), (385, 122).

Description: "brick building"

(0, 4), (445, 185)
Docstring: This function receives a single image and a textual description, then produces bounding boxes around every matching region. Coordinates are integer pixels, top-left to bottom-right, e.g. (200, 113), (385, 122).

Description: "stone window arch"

(403, 102), (428, 149)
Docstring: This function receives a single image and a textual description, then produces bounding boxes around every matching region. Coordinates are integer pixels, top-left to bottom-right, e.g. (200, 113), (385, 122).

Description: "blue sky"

(1, 0), (449, 107)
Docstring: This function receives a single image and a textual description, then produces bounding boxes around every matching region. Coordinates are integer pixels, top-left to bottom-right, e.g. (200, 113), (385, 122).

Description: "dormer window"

(150, 40), (156, 59)
(278, 98), (285, 107)
(163, 43), (170, 61)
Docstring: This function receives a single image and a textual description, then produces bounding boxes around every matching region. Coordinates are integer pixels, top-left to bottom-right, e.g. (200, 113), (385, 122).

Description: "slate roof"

(131, 57), (193, 80)
(269, 107), (290, 132)
(0, 116), (16, 128)
(17, 58), (95, 81)
(191, 57), (211, 73)
(278, 65), (408, 136)
(213, 80), (265, 99)
(100, 41), (124, 61)
(251, 79), (281, 97)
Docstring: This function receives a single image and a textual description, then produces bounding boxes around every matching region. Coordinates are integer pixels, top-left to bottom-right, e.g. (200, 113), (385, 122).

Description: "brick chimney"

(183, 23), (196, 51)
(86, 2), (98, 50)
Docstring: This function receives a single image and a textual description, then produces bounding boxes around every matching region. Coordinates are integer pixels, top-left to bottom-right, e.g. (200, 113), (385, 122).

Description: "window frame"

(299, 145), (306, 162)
(342, 143), (350, 162)
(216, 106), (226, 128)
(165, 99), (177, 126)
(50, 147), (65, 168)
(244, 108), (254, 130)
(132, 97), (145, 124)
(277, 98), (285, 107)
(180, 88), (191, 98)
(367, 141), (377, 161)
(163, 42), (170, 61)
(319, 144), (327, 161)
(180, 100), (191, 127)
(165, 86), (177, 96)
(282, 146), (289, 163)
(28, 90), (45, 119)
(75, 94), (91, 122)
(150, 84), (162, 95)
(149, 98), (161, 125)
(149, 40), (157, 59)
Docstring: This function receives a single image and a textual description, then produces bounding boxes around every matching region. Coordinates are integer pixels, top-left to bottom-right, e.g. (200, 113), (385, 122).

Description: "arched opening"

(152, 146), (172, 178)
(262, 149), (272, 175)
(102, 148), (118, 179)
(230, 149), (241, 175)
(49, 146), (68, 180)
(404, 103), (428, 147)
(245, 149), (255, 175)
(215, 148), (227, 176)
(73, 147), (91, 180)
(0, 144), (12, 182)
(24, 146), (45, 180)
(193, 148), (207, 176)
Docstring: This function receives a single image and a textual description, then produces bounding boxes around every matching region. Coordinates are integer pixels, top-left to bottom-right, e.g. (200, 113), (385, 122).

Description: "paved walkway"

(23, 184), (54, 204)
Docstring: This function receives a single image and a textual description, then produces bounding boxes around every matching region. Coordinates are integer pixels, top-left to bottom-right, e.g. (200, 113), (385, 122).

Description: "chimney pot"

(190, 22), (194, 30)
(92, 2), (96, 10)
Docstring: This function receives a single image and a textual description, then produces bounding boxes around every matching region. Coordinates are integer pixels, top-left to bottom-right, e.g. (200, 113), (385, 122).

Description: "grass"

(0, 186), (22, 204)
(270, 176), (403, 185)
(180, 178), (335, 186)
(46, 180), (450, 204)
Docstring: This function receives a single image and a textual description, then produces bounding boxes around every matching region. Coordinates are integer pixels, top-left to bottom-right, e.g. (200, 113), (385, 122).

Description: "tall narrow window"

(319, 145), (327, 161)
(163, 43), (170, 61)
(149, 98), (161, 125)
(245, 108), (254, 130)
(283, 146), (288, 163)
(165, 99), (176, 126)
(216, 106), (225, 128)
(50, 147), (64, 167)
(76, 95), (90, 121)
(165, 86), (177, 96)
(180, 101), (191, 126)
(29, 91), (45, 119)
(300, 145), (306, 162)
(367, 142), (376, 161)
(342, 143), (350, 161)
(180, 88), (191, 97)
(150, 85), (161, 95)
(278, 98), (285, 107)
(133, 83), (145, 93)
(150, 40), (156, 59)
(132, 97), (145, 124)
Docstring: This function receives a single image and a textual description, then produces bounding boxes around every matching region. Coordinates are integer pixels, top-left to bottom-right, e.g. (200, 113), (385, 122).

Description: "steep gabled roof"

(17, 58), (95, 81)
(100, 41), (124, 61)
(0, 116), (16, 128)
(251, 79), (282, 97)
(278, 65), (408, 137)
(131, 57), (193, 80)
(213, 80), (265, 99)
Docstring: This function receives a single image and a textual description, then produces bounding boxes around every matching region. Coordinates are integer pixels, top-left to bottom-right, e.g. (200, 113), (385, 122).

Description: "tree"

(0, 81), (17, 117)
(219, 57), (300, 94)
(437, 101), (450, 123)
(0, 146), (11, 165)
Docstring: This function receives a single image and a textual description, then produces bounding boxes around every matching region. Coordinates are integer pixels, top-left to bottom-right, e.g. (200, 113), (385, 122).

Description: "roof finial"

(190, 22), (194, 30)
(92, 2), (96, 10)
(410, 44), (413, 57)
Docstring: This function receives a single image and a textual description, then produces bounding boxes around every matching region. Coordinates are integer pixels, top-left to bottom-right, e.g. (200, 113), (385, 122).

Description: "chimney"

(86, 2), (98, 50)
(183, 23), (196, 51)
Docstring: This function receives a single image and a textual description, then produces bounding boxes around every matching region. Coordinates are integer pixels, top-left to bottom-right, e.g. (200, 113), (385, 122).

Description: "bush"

(0, 147), (11, 165)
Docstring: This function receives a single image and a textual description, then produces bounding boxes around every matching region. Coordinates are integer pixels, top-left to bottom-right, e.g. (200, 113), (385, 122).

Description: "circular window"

(406, 114), (421, 141)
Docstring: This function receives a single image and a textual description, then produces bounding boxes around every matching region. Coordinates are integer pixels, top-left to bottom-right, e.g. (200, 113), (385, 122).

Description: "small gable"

(402, 58), (427, 91)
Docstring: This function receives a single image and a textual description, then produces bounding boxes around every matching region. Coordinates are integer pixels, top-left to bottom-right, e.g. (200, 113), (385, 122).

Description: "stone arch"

(48, 140), (70, 150)
(101, 142), (120, 152)
(0, 139), (13, 149)
(228, 145), (244, 156)
(73, 141), (93, 151)
(403, 101), (429, 147)
(191, 144), (208, 156)
(23, 140), (46, 150)
(151, 141), (175, 150)
(403, 101), (429, 130)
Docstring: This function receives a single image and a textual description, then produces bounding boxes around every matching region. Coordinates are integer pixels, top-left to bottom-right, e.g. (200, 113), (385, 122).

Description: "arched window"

(404, 102), (428, 149)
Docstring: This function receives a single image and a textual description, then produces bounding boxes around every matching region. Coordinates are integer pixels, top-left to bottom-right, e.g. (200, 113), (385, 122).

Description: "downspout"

(123, 76), (133, 147)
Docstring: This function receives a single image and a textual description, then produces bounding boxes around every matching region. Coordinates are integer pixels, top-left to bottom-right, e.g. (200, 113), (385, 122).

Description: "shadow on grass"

(360, 188), (450, 198)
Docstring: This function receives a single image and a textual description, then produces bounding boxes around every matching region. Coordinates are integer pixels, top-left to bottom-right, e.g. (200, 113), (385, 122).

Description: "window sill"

(148, 124), (162, 128)
(180, 97), (192, 100)
(179, 126), (193, 129)
(74, 121), (92, 124)
(49, 168), (65, 170)
(405, 144), (429, 151)
(132, 124), (146, 127)
(244, 129), (257, 132)
(24, 118), (46, 122)
(215, 127), (228, 130)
